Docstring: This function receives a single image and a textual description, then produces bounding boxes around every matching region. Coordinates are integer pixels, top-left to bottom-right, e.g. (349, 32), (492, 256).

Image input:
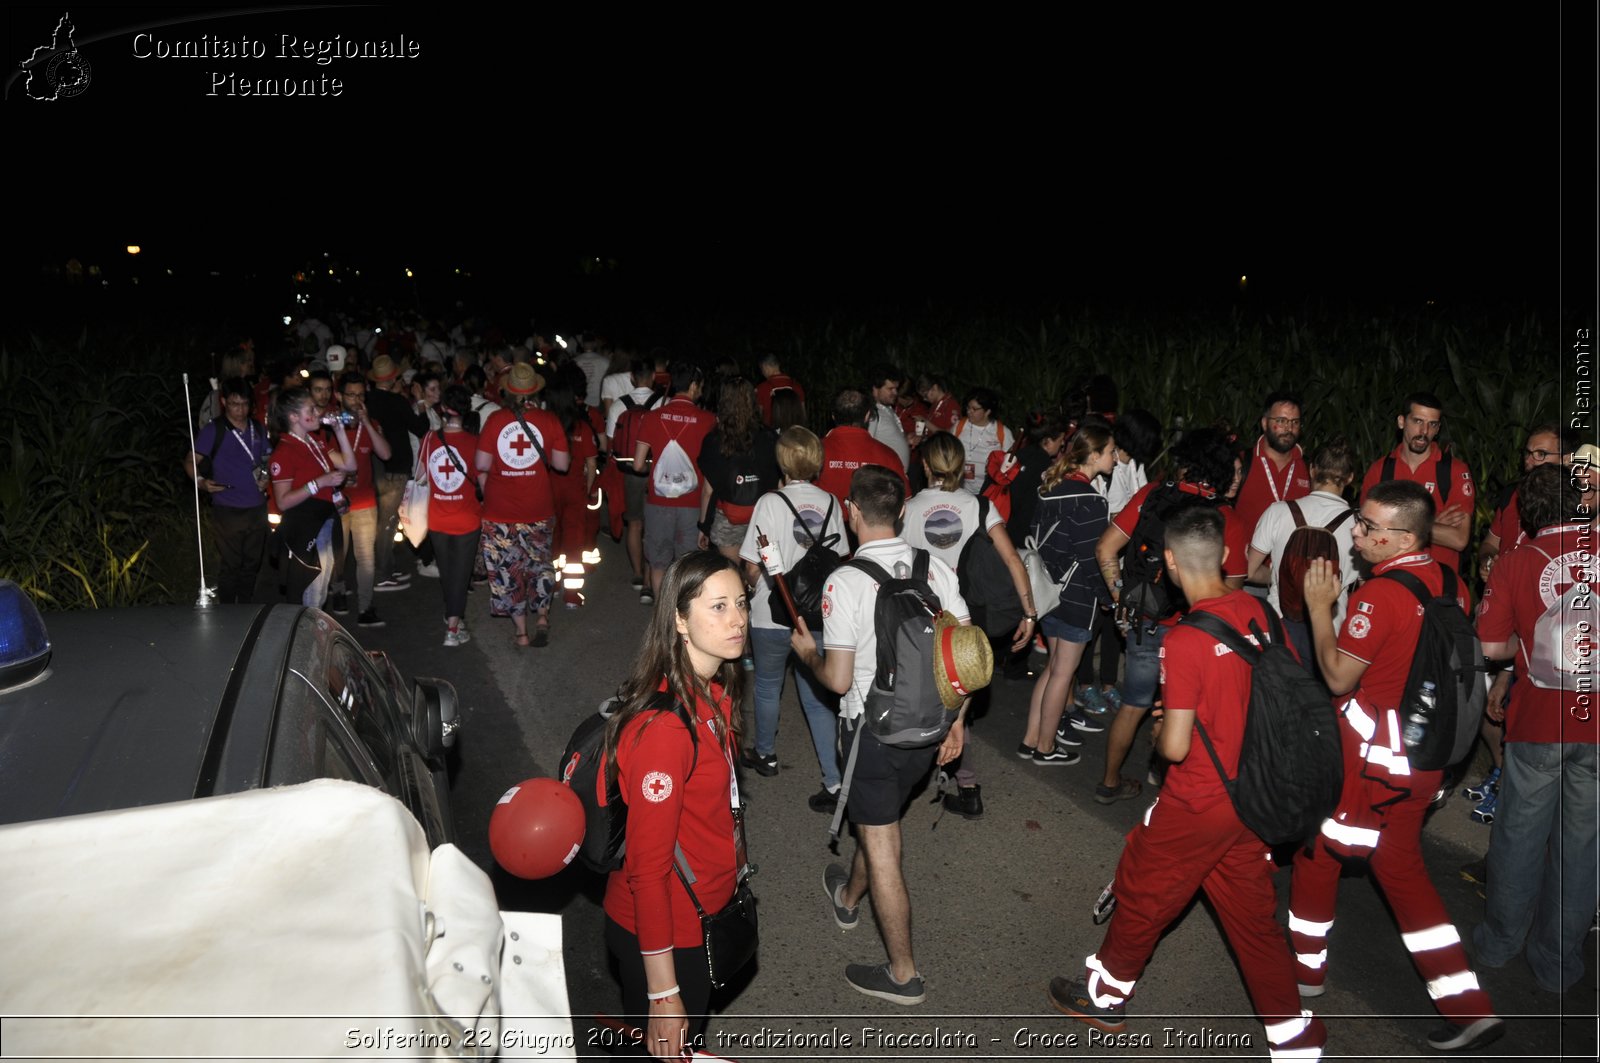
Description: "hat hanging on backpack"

(932, 610), (994, 709)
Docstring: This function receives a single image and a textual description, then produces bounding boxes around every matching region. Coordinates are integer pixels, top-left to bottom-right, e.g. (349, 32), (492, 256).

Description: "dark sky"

(6, 4), (1584, 314)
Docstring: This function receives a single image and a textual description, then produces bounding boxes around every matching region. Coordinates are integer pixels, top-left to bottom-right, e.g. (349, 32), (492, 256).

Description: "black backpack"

(1122, 484), (1223, 625)
(558, 690), (697, 874)
(766, 493), (843, 630)
(1379, 567), (1486, 771)
(1182, 604), (1344, 846)
(844, 551), (953, 749)
(958, 496), (1025, 638)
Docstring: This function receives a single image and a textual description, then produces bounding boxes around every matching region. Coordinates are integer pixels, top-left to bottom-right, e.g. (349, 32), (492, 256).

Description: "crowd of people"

(185, 314), (1595, 1059)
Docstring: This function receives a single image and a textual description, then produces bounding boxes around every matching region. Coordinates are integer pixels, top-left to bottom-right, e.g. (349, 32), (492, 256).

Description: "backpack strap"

(1287, 498), (1307, 528)
(510, 407), (550, 466)
(1437, 451), (1453, 505)
(1381, 456), (1396, 483)
(1324, 508), (1355, 533)
(776, 489), (823, 548)
(1380, 566), (1433, 608)
(843, 555), (893, 585)
(912, 548), (930, 583)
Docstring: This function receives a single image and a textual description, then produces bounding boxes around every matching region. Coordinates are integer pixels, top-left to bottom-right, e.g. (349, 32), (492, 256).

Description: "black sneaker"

(1033, 746), (1081, 766)
(1426, 1016), (1504, 1052)
(824, 863), (859, 929)
(942, 784), (984, 819)
(1068, 709), (1106, 733)
(808, 787), (840, 814)
(845, 962), (924, 1005)
(631, 576), (645, 590)
(1048, 975), (1126, 1033)
(357, 609), (385, 628)
(373, 578), (405, 592)
(1053, 727), (1084, 747)
(326, 591), (349, 614)
(1016, 742), (1036, 759)
(742, 751), (778, 777)
(639, 587), (654, 605)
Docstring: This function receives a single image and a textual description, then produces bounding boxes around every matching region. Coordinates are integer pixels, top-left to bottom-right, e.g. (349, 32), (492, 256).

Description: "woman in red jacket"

(602, 551), (749, 1060)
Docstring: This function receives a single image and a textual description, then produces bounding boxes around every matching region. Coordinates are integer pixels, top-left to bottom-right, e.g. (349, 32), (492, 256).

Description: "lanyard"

(230, 424), (259, 463)
(295, 432), (331, 474)
(1257, 443), (1298, 504)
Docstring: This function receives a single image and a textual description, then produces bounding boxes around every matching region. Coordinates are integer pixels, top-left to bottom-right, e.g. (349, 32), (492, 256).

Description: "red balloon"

(489, 777), (586, 879)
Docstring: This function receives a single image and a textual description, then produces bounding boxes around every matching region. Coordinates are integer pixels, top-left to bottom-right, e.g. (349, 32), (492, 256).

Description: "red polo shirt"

(637, 396), (717, 508)
(817, 426), (909, 508)
(1233, 437), (1310, 543)
(1477, 522), (1598, 744)
(1359, 443), (1477, 574)
(1339, 552), (1471, 710)
(1487, 488), (1526, 552)
(754, 374), (806, 425)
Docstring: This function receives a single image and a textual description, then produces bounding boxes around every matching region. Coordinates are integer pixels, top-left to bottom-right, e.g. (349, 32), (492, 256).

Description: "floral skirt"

(480, 519), (555, 617)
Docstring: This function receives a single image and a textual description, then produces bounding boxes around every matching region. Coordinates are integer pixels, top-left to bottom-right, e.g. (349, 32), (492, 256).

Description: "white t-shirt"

(738, 483), (848, 632)
(600, 371), (635, 412)
(1098, 458), (1147, 517)
(1249, 489), (1359, 628)
(953, 419), (1008, 495)
(820, 537), (969, 720)
(604, 386), (663, 439)
(868, 402), (911, 468)
(901, 487), (1002, 573)
(574, 351), (611, 408)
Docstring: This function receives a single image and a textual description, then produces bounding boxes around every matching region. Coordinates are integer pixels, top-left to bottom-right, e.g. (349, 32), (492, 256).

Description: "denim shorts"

(1041, 614), (1093, 644)
(1119, 620), (1168, 708)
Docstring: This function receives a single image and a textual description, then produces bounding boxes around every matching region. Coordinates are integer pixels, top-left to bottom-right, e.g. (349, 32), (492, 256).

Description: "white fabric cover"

(0, 779), (574, 1060)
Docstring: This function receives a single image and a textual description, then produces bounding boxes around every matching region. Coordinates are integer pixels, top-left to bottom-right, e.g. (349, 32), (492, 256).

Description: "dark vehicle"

(0, 585), (459, 845)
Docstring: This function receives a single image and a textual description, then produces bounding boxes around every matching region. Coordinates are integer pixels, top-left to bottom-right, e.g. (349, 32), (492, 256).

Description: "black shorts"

(838, 716), (938, 827)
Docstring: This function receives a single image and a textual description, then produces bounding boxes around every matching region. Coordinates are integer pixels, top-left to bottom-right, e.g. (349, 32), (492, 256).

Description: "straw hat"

(367, 354), (400, 383)
(932, 610), (994, 709)
(504, 362), (546, 396)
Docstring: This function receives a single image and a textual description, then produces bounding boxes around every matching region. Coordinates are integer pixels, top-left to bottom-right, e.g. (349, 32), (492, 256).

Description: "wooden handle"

(755, 525), (802, 625)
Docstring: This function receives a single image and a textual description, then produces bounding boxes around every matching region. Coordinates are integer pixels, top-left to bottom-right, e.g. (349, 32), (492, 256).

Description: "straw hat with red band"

(932, 610), (994, 710)
(504, 362), (546, 397)
(367, 354), (401, 383)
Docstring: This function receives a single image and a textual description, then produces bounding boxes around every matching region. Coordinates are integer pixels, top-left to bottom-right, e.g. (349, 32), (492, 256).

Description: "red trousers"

(1289, 762), (1495, 1024)
(1089, 796), (1326, 1058)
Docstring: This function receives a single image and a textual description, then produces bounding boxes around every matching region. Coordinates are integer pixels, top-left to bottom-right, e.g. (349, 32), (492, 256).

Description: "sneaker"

(455, 624), (471, 645)
(374, 578), (405, 592)
(742, 751), (778, 777)
(1068, 709), (1106, 733)
(639, 587), (654, 605)
(326, 591), (349, 614)
(808, 787), (840, 814)
(1297, 982), (1326, 998)
(1033, 746), (1081, 766)
(845, 962), (924, 1005)
(824, 863), (859, 929)
(1470, 788), (1498, 825)
(631, 576), (645, 590)
(414, 561), (440, 578)
(1462, 766), (1501, 802)
(1016, 742), (1036, 759)
(1103, 687), (1124, 711)
(942, 784), (984, 819)
(1426, 1016), (1505, 1052)
(1053, 726), (1084, 747)
(390, 570), (412, 583)
(1094, 779), (1142, 804)
(443, 629), (462, 648)
(1047, 975), (1126, 1033)
(357, 609), (385, 628)
(1077, 685), (1109, 715)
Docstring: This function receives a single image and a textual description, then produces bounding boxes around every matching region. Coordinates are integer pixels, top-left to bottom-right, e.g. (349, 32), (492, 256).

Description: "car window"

(325, 640), (397, 772)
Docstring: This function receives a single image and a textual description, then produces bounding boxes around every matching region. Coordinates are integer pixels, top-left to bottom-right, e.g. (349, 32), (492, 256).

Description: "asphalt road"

(347, 539), (1598, 1062)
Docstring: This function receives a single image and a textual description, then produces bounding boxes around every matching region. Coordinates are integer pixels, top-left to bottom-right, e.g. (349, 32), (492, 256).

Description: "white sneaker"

(443, 629), (461, 647)
(455, 624), (471, 644)
(415, 561), (440, 578)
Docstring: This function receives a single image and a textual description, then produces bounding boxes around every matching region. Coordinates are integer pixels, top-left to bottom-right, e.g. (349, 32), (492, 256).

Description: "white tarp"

(0, 779), (574, 1061)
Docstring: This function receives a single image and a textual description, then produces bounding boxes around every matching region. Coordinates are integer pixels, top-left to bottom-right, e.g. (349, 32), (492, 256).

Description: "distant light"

(327, 269), (334, 276)
(282, 315), (292, 326)
(1240, 275), (1247, 283)
(555, 334), (567, 349)
(354, 270), (361, 277)
(165, 269), (173, 276)
(405, 268), (414, 278)
(454, 268), (461, 275)
(323, 252), (330, 258)
(126, 245), (141, 255)
(299, 369), (310, 378)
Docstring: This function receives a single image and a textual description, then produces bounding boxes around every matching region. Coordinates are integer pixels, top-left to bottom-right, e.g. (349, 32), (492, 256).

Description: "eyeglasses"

(1267, 417), (1302, 427)
(1354, 514), (1411, 536)
(1524, 447), (1558, 461)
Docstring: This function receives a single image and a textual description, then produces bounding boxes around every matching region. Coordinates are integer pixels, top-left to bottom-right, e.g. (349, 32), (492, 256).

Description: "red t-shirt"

(1359, 444), (1477, 573)
(1488, 488), (1526, 552)
(602, 686), (738, 953)
(637, 397), (717, 509)
(1111, 484), (1249, 625)
(896, 398), (930, 439)
(422, 429), (481, 535)
(754, 374), (806, 425)
(324, 421), (379, 511)
(1232, 438), (1311, 544)
(927, 395), (959, 432)
(1477, 522), (1598, 744)
(269, 432), (332, 494)
(476, 407), (569, 523)
(1338, 553), (1472, 710)
(817, 426), (910, 509)
(1161, 590), (1274, 814)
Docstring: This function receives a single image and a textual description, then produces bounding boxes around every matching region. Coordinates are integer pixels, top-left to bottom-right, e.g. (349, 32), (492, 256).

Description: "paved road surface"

(351, 543), (1597, 1061)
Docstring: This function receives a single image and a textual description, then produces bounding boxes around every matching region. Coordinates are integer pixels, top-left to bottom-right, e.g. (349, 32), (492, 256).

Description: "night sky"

(5, 4), (1587, 319)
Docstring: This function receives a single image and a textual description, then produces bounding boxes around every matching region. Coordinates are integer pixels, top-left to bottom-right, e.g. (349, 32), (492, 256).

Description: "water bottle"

(1403, 680), (1436, 750)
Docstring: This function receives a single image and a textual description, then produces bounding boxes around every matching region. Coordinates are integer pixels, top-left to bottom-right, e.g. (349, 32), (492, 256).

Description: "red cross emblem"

(642, 771), (673, 803)
(509, 435), (532, 456)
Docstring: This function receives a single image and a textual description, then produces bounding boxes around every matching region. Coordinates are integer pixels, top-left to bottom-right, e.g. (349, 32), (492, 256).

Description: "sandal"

(513, 632), (531, 647)
(1094, 778), (1141, 805)
(531, 626), (550, 648)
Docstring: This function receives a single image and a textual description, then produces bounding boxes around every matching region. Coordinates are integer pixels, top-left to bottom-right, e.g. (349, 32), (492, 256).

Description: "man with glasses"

(1288, 480), (1503, 1053)
(1233, 391), (1312, 545)
(1478, 424), (1573, 580)
(184, 377), (271, 604)
(1359, 391), (1476, 576)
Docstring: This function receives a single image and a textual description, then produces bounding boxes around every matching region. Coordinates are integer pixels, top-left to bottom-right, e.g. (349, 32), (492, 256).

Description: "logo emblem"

(497, 421), (543, 469)
(1347, 614), (1371, 639)
(429, 444), (467, 493)
(22, 14), (91, 100)
(642, 772), (673, 803)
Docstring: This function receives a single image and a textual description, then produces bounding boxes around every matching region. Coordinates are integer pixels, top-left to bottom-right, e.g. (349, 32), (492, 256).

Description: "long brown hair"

(716, 377), (758, 456)
(604, 551), (746, 775)
(1040, 423), (1112, 491)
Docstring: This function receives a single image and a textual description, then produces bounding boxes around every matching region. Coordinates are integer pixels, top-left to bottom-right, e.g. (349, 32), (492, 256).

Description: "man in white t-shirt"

(791, 465), (971, 1007)
(572, 333), (612, 409)
(740, 427), (849, 810)
(866, 363), (911, 469)
(1245, 438), (1359, 671)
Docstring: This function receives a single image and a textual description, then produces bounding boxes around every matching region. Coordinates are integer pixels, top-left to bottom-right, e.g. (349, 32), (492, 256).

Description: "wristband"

(646, 984), (680, 1002)
(1025, 615), (1039, 624)
(308, 479), (318, 495)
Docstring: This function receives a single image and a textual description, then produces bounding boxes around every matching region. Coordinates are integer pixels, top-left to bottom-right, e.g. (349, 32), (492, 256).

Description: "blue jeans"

(750, 626), (839, 789)
(1474, 741), (1599, 993)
